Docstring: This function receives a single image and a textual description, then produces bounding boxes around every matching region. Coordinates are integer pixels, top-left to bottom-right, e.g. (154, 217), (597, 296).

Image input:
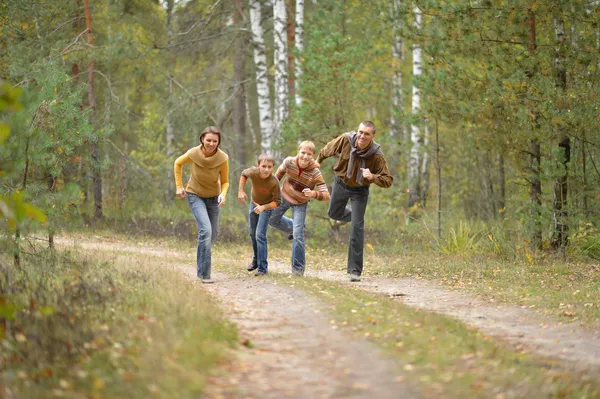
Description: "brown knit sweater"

(174, 146), (230, 198)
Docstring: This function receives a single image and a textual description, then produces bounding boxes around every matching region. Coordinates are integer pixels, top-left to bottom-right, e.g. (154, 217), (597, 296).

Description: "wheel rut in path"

(267, 261), (600, 372)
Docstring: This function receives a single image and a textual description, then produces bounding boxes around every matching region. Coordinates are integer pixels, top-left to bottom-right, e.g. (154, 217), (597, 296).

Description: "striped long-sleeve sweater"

(275, 157), (330, 205)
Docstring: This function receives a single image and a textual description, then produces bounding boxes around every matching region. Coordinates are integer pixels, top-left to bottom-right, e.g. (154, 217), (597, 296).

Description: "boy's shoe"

(247, 263), (258, 272)
(292, 270), (304, 277)
(348, 273), (361, 282)
(254, 271), (268, 276)
(201, 278), (214, 284)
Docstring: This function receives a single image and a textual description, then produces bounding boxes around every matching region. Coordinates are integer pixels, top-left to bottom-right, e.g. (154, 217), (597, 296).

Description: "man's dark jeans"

(328, 175), (369, 276)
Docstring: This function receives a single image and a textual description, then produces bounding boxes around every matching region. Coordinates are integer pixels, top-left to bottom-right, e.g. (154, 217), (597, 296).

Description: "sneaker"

(334, 219), (350, 227)
(247, 263), (258, 272)
(254, 271), (268, 276)
(348, 273), (361, 282)
(292, 270), (304, 277)
(201, 278), (214, 284)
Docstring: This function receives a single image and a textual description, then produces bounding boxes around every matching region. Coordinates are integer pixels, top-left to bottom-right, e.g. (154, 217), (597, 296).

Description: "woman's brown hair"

(199, 126), (222, 147)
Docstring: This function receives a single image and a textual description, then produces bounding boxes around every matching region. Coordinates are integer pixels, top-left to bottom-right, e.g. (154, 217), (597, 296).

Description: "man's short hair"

(258, 153), (275, 165)
(360, 120), (377, 134)
(298, 140), (316, 154)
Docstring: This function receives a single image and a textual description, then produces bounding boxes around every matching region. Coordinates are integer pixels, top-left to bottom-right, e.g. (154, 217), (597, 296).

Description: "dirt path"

(180, 268), (417, 399)
(266, 261), (600, 371)
(57, 237), (416, 399)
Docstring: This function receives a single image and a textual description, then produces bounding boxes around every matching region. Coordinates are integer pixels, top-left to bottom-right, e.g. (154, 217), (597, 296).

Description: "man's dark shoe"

(247, 263), (258, 272)
(255, 271), (268, 276)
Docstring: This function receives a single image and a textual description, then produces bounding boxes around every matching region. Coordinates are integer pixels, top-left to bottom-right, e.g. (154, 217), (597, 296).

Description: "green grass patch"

(1, 246), (237, 398)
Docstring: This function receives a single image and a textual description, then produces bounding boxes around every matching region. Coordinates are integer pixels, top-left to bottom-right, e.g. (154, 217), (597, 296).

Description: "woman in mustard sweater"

(174, 126), (229, 283)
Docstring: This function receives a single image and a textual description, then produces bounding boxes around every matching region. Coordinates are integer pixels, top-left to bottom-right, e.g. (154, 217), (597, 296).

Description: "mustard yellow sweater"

(174, 146), (230, 198)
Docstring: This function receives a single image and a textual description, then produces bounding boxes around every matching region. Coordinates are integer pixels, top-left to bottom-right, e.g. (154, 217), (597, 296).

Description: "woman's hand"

(218, 194), (226, 207)
(238, 190), (248, 204)
(176, 188), (187, 199)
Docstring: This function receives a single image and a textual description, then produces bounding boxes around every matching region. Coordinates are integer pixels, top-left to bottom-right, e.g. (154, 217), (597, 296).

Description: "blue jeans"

(187, 193), (220, 279)
(328, 176), (369, 276)
(248, 202), (273, 273)
(269, 197), (308, 275)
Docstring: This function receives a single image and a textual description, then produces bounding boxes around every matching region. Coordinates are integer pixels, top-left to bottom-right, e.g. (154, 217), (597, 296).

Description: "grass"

(0, 244), (237, 398)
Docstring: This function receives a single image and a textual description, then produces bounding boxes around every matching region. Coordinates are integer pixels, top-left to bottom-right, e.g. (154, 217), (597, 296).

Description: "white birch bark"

(273, 0), (289, 151)
(249, 0), (274, 153)
(408, 6), (422, 210)
(390, 0), (403, 140)
(295, 0), (305, 107)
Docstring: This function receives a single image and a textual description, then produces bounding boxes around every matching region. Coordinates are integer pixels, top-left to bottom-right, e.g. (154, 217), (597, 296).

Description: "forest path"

(57, 236), (417, 399)
(266, 260), (600, 371)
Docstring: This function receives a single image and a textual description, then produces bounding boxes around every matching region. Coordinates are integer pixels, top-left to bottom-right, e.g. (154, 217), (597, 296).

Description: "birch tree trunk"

(390, 0), (404, 140)
(233, 0), (248, 166)
(527, 9), (542, 250)
(83, 0), (103, 221)
(273, 0), (289, 154)
(249, 0), (273, 153)
(295, 0), (304, 107)
(551, 8), (570, 251)
(407, 6), (422, 215)
(165, 0), (175, 202)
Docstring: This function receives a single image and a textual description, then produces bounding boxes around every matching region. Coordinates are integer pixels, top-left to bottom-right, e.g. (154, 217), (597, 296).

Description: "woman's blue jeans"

(269, 197), (308, 275)
(187, 193), (220, 279)
(248, 202), (273, 273)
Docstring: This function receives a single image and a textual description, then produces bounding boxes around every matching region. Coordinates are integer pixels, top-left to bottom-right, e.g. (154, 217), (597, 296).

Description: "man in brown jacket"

(316, 121), (393, 282)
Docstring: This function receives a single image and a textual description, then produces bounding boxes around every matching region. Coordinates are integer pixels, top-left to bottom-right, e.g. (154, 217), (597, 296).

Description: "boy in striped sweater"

(238, 154), (281, 276)
(269, 141), (330, 276)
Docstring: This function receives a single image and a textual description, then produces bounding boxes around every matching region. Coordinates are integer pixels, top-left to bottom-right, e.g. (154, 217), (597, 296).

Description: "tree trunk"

(498, 152), (505, 212)
(550, 9), (570, 251)
(165, 0), (176, 202)
(435, 118), (441, 241)
(83, 0), (102, 221)
(286, 0), (296, 103)
(273, 0), (289, 156)
(526, 9), (542, 251)
(421, 124), (430, 208)
(407, 6), (422, 216)
(294, 0), (305, 107)
(233, 0), (247, 166)
(390, 0), (404, 141)
(249, 0), (273, 153)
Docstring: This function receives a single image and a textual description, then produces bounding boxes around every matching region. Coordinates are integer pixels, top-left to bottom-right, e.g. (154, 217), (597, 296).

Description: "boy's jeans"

(328, 176), (369, 276)
(269, 197), (308, 275)
(187, 193), (220, 279)
(249, 202), (273, 273)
